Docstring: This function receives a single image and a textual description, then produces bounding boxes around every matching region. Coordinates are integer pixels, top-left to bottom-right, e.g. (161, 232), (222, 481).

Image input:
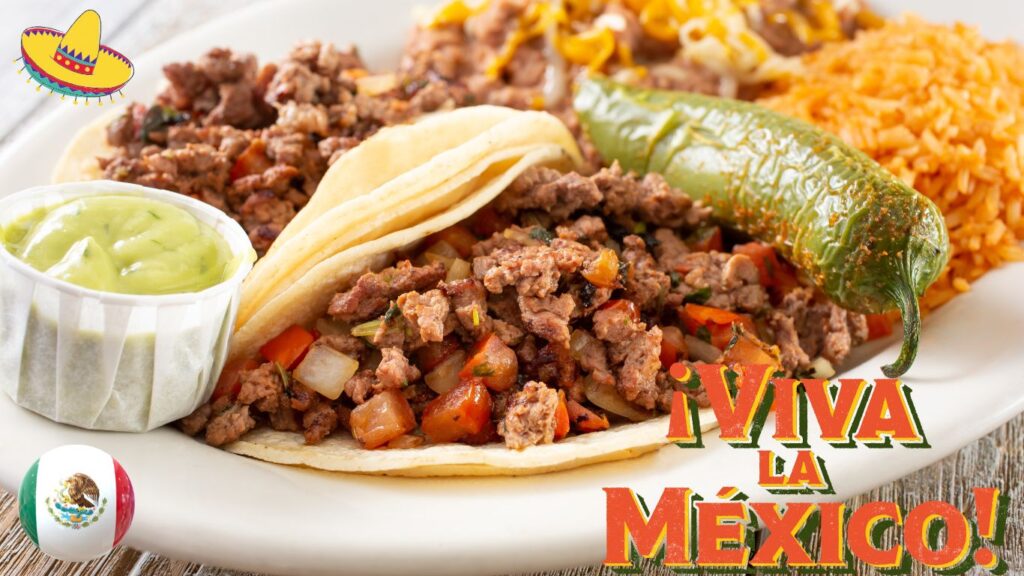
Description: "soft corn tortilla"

(228, 142), (714, 476)
(231, 412), (718, 476)
(237, 109), (583, 325)
(52, 109), (122, 183)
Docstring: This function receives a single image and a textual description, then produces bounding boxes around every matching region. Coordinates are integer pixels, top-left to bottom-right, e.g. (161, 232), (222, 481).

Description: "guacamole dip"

(3, 195), (234, 295)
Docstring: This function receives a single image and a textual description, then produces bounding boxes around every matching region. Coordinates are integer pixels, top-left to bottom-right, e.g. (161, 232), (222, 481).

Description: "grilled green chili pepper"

(574, 77), (949, 377)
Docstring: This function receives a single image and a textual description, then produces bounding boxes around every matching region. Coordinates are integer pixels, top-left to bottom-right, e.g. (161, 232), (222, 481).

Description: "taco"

(182, 106), (862, 475)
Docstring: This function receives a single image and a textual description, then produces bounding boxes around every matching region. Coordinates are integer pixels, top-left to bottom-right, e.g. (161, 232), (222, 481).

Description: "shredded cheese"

(454, 0), (861, 90)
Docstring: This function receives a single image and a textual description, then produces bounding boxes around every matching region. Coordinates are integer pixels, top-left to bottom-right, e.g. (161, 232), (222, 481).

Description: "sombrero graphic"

(18, 9), (133, 101)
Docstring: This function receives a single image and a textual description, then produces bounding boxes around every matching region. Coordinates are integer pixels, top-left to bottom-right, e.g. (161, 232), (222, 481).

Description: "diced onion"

(684, 334), (722, 363)
(808, 356), (835, 379)
(356, 74), (398, 96)
(293, 344), (359, 400)
(424, 350), (467, 395)
(569, 329), (597, 361)
(446, 258), (471, 281)
(315, 317), (349, 337)
(584, 378), (652, 422)
(351, 319), (382, 338)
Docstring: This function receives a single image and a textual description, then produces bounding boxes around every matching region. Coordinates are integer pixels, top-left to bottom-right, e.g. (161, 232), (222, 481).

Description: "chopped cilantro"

(529, 227), (555, 244)
(669, 271), (682, 287)
(695, 325), (712, 343)
(275, 361), (291, 390)
(617, 260), (631, 282)
(384, 302), (401, 323)
(682, 286), (711, 305)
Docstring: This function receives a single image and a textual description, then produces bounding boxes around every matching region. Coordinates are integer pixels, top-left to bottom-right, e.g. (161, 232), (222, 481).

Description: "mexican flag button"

(19, 445), (134, 562)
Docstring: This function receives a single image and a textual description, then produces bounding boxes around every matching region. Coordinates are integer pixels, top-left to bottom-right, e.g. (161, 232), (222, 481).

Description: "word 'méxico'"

(603, 364), (1013, 573)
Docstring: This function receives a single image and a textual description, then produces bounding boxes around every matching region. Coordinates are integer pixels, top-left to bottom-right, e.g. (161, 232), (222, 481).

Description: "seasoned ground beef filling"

(182, 164), (867, 450)
(100, 42), (467, 254)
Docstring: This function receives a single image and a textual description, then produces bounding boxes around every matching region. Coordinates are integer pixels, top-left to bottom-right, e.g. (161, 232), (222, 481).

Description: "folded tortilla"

(227, 112), (716, 476)
(237, 108), (583, 325)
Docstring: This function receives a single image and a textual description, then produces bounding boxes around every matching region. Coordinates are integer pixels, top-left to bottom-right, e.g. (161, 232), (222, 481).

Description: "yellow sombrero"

(20, 10), (133, 99)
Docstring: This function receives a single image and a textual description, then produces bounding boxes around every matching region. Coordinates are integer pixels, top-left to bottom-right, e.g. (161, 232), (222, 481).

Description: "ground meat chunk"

(276, 101), (329, 135)
(621, 235), (671, 311)
(518, 293), (575, 345)
(289, 382), (319, 412)
(329, 261), (446, 322)
(573, 329), (616, 387)
(179, 403), (211, 437)
(107, 143), (232, 199)
(237, 362), (286, 413)
(302, 400), (338, 444)
(556, 215), (609, 246)
(237, 190), (296, 252)
(653, 228), (689, 271)
(375, 347), (422, 390)
(319, 333), (367, 361)
(477, 241), (589, 298)
(768, 310), (811, 372)
(640, 57), (722, 95)
(496, 170), (602, 220)
(344, 369), (377, 405)
(442, 278), (493, 337)
(236, 362), (298, 432)
(592, 304), (662, 409)
(396, 289), (452, 343)
(776, 287), (869, 367)
(204, 405), (256, 447)
(672, 252), (768, 312)
(593, 163), (710, 227)
(499, 381), (559, 450)
(617, 326), (663, 410)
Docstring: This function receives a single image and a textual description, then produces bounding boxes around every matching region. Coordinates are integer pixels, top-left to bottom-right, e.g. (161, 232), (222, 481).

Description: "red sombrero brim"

(21, 26), (133, 97)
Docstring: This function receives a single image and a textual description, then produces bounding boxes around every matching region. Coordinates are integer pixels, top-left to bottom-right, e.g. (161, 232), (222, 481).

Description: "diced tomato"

(659, 339), (679, 370)
(582, 248), (620, 288)
(415, 338), (460, 373)
(421, 379), (493, 444)
(866, 313), (895, 340)
(554, 391), (570, 440)
(463, 419), (496, 446)
(229, 139), (272, 182)
(689, 226), (723, 252)
(660, 326), (688, 368)
(599, 299), (640, 322)
(426, 224), (477, 258)
(733, 242), (780, 287)
(733, 242), (800, 301)
(386, 434), (425, 449)
(567, 400), (610, 433)
(211, 357), (261, 401)
(259, 325), (315, 369)
(459, 333), (518, 391)
(349, 390), (417, 449)
(678, 304), (757, 350)
(722, 332), (780, 370)
(467, 206), (512, 238)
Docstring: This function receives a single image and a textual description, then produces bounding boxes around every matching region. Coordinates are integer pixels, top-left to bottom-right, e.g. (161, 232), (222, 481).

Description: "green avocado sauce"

(3, 195), (234, 295)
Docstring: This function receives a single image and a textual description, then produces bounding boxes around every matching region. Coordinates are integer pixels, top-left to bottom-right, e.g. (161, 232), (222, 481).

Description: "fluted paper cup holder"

(0, 181), (255, 432)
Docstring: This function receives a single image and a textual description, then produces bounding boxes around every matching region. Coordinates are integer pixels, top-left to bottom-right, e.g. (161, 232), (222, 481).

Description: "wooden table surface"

(1, 1), (1021, 574)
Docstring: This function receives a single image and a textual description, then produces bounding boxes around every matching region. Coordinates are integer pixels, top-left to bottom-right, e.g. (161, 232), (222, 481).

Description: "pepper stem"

(882, 283), (920, 378)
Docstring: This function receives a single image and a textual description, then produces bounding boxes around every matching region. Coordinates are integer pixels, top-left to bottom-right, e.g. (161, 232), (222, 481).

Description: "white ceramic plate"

(1, 1), (1022, 574)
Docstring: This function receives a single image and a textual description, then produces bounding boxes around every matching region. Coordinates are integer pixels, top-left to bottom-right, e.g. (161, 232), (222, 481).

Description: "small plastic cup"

(0, 181), (256, 432)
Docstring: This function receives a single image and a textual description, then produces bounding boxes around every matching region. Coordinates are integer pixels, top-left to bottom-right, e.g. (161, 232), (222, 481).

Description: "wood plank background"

(0, 1), (1021, 574)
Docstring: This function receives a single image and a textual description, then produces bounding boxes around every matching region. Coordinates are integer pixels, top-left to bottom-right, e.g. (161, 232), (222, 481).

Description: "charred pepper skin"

(574, 77), (949, 377)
